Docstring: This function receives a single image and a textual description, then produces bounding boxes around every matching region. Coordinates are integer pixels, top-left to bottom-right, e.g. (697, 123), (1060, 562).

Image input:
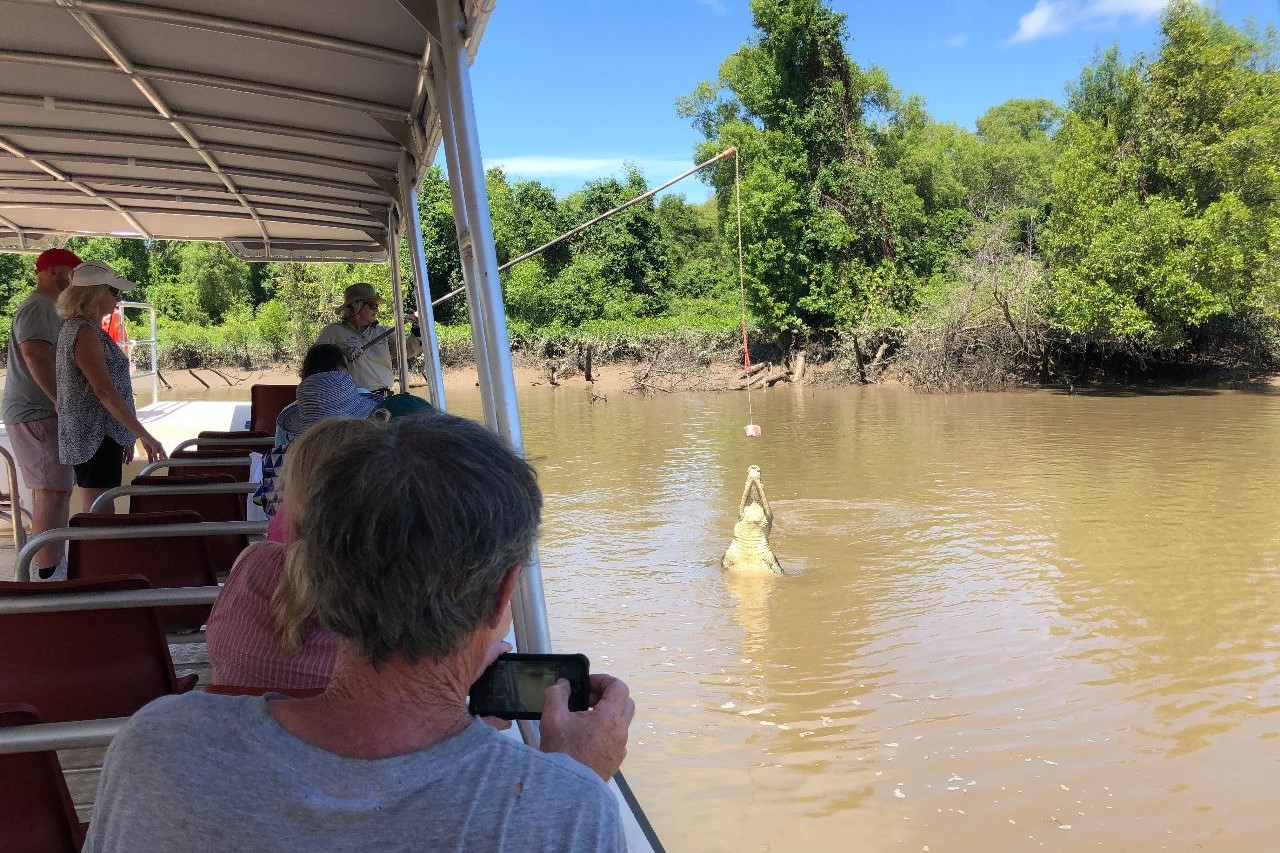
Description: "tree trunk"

(792, 350), (807, 384)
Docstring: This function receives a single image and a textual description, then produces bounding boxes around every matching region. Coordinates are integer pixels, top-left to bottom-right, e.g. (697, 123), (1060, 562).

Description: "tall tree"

(1045, 0), (1280, 350)
(679, 0), (926, 338)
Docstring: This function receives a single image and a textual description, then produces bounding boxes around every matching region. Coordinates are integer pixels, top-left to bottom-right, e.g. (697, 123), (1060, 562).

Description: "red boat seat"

(67, 511), (217, 633)
(193, 430), (273, 454)
(0, 703), (86, 853)
(250, 384), (297, 435)
(166, 449), (252, 482)
(0, 576), (198, 724)
(128, 474), (248, 576)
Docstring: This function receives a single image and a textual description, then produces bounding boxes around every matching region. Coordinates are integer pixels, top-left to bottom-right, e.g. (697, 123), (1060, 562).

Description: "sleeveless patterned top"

(56, 316), (136, 465)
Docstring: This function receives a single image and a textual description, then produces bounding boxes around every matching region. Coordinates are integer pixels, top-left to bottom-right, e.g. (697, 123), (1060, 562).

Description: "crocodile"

(721, 465), (785, 575)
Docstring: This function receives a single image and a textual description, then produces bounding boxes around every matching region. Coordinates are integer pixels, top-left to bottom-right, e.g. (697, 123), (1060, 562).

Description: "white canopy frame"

(0, 3), (664, 847)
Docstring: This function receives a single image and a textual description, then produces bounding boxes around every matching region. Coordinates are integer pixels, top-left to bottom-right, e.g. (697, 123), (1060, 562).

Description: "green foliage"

(176, 241), (252, 323)
(2, 0), (1276, 383)
(680, 0), (932, 337)
(1046, 0), (1280, 352)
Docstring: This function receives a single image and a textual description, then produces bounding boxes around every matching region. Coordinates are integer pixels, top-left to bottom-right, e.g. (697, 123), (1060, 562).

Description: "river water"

(159, 380), (1280, 851)
(434, 383), (1279, 853)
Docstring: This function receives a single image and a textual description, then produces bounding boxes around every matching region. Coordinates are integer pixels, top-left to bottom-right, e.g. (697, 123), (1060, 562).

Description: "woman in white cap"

(55, 259), (166, 512)
(314, 282), (421, 400)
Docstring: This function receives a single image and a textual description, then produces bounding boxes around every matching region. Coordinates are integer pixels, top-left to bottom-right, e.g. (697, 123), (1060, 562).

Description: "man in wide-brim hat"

(314, 282), (421, 399)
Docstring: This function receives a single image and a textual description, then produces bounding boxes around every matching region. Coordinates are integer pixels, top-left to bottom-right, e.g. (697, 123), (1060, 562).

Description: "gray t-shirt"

(2, 289), (60, 424)
(83, 692), (626, 853)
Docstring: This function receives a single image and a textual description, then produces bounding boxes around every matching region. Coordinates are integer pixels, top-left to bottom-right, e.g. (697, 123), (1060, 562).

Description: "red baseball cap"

(34, 247), (83, 273)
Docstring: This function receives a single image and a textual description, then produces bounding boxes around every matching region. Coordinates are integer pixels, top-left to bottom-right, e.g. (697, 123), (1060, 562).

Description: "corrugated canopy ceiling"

(0, 0), (491, 261)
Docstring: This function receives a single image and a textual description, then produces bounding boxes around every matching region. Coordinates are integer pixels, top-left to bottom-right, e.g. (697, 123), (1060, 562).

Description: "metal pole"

(402, 177), (447, 410)
(387, 211), (410, 394)
(148, 301), (158, 406)
(435, 0), (549, 657)
(432, 146), (737, 308)
(428, 67), (496, 428)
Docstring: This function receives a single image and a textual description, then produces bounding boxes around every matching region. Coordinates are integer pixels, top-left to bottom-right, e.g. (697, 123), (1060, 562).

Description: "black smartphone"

(468, 653), (590, 720)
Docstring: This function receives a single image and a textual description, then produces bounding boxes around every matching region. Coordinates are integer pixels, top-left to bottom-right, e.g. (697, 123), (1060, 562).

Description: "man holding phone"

(85, 411), (634, 852)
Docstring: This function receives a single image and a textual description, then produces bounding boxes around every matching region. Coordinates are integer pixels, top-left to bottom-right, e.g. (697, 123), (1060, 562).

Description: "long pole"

(436, 0), (548, 660)
(428, 65), (496, 427)
(432, 146), (737, 307)
(386, 209), (410, 394)
(402, 178), (447, 409)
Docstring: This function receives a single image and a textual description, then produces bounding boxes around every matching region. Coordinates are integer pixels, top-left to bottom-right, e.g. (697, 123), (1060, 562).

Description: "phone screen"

(468, 653), (590, 720)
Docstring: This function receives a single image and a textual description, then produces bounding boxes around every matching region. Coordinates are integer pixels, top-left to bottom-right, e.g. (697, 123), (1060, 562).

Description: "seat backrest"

(67, 511), (216, 633)
(0, 703), (85, 853)
(194, 430), (273, 454)
(0, 577), (188, 723)
(250, 384), (297, 434)
(129, 475), (248, 576)
(167, 449), (252, 482)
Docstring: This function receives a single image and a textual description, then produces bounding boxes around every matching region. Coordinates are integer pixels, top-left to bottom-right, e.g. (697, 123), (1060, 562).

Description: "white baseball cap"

(71, 259), (137, 292)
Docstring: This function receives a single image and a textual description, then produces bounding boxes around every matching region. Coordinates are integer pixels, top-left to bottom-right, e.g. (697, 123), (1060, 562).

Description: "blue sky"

(467, 1), (1278, 203)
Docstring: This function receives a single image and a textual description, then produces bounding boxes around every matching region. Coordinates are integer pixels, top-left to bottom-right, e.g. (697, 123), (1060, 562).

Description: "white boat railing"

(137, 456), (254, 476)
(171, 436), (274, 453)
(15, 520), (266, 581)
(90, 482), (258, 514)
(121, 299), (160, 408)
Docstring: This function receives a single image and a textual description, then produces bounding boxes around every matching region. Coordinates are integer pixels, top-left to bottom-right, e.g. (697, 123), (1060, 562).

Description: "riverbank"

(102, 353), (830, 397)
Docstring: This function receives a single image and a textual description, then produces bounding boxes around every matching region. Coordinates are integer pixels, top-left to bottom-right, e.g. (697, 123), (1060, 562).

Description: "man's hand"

(540, 673), (635, 780)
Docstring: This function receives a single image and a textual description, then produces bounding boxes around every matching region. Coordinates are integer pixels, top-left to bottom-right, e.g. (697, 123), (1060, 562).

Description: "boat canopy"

(0, 0), (491, 261)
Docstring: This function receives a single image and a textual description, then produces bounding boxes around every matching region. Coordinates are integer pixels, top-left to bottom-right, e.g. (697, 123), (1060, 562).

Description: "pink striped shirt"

(206, 541), (339, 690)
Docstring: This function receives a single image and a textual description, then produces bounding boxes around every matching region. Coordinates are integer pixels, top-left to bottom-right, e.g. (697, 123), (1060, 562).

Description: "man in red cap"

(3, 247), (81, 578)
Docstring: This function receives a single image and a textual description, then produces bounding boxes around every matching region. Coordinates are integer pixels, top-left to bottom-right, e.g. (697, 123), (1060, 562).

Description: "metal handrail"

(0, 444), (28, 553)
(121, 299), (159, 407)
(15, 520), (266, 581)
(0, 585), (220, 614)
(0, 716), (125, 754)
(90, 482), (258, 513)
(138, 456), (253, 476)
(171, 436), (274, 453)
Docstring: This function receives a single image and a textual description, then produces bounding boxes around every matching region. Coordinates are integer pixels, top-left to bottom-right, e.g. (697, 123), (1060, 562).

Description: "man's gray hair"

(288, 412), (542, 666)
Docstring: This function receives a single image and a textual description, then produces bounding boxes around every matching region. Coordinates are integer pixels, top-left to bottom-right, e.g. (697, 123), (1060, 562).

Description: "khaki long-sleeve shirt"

(315, 321), (422, 392)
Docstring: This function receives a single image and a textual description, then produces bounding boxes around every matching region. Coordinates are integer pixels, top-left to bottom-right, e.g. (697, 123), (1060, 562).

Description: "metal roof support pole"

(435, 0), (550, 657)
(428, 67), (496, 428)
(387, 211), (411, 395)
(401, 169), (448, 410)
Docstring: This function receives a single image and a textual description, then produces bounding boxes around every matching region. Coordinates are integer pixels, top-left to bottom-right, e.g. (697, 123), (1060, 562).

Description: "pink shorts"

(5, 417), (74, 492)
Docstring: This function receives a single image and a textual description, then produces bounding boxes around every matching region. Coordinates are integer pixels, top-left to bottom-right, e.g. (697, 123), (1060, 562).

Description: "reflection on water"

(189, 382), (1280, 850)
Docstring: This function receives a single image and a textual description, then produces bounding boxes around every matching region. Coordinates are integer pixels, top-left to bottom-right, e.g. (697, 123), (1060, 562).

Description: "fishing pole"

(431, 147), (738, 308)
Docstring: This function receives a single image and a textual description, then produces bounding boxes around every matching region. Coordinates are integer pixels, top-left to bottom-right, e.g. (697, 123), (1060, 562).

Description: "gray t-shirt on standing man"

(2, 290), (60, 424)
(83, 691), (627, 853)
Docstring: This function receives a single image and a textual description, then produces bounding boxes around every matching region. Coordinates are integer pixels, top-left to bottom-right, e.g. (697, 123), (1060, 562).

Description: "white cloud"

(696, 0), (728, 14)
(943, 32), (970, 48)
(1008, 0), (1191, 44)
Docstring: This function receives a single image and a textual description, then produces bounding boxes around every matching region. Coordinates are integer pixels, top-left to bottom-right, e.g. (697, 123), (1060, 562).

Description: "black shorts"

(73, 437), (124, 489)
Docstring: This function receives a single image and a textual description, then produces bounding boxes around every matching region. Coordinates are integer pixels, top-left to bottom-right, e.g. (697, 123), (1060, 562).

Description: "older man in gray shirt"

(84, 412), (634, 852)
(3, 247), (80, 578)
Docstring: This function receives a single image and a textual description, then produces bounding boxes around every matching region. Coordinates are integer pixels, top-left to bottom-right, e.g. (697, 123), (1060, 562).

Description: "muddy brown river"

(166, 381), (1280, 851)
(440, 383), (1278, 853)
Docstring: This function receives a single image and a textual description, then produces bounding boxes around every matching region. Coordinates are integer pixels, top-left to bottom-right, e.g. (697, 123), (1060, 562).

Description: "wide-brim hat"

(335, 282), (385, 313)
(71, 259), (137, 292)
(278, 370), (378, 437)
